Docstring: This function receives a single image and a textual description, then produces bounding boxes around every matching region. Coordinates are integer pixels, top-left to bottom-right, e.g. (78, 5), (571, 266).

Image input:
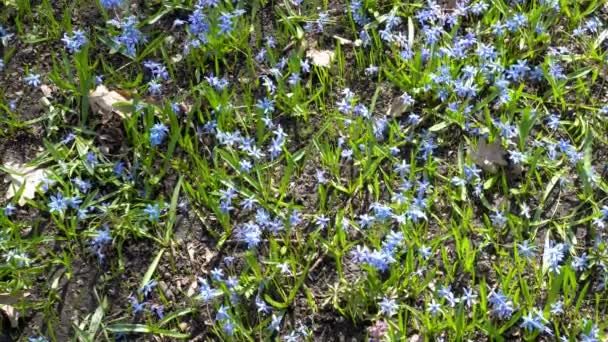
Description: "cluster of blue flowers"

(61, 29), (87, 53)
(110, 16), (145, 57)
(100, 0), (123, 10)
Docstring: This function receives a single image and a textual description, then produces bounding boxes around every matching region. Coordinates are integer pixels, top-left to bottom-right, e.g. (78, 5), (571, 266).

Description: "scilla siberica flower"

(150, 123), (169, 146)
(100, 0), (123, 9)
(62, 30), (87, 53)
(111, 16), (146, 57)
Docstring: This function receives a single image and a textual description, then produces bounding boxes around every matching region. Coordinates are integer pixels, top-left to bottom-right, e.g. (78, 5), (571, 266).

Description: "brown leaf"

(3, 161), (48, 206)
(388, 96), (408, 117)
(89, 85), (132, 123)
(306, 49), (335, 67)
(0, 304), (19, 328)
(472, 138), (507, 173)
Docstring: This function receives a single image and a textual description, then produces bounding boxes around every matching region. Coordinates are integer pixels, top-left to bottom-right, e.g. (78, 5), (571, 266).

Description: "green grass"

(1, 0), (608, 341)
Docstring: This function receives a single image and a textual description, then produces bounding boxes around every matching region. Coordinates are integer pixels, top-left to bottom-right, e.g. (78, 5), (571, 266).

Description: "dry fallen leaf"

(89, 85), (132, 123)
(0, 304), (18, 328)
(306, 49), (335, 67)
(471, 138), (507, 173)
(40, 84), (53, 98)
(388, 96), (408, 117)
(3, 161), (48, 206)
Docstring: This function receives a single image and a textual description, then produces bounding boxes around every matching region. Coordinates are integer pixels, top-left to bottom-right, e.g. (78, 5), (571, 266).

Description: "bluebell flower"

(419, 245), (432, 259)
(506, 59), (530, 81)
(315, 215), (330, 229)
(61, 30), (87, 53)
(128, 296), (146, 314)
(461, 287), (477, 307)
(371, 203), (393, 221)
(150, 123), (169, 146)
(24, 73), (41, 87)
(508, 150), (526, 164)
(48, 193), (68, 214)
(488, 289), (515, 319)
(3, 203), (16, 216)
(256, 97), (275, 114)
(218, 12), (234, 35)
(222, 320), (235, 336)
(548, 61), (566, 80)
(517, 241), (536, 259)
(85, 152), (98, 168)
(100, 0), (123, 9)
(546, 114), (560, 130)
(140, 280), (158, 298)
(268, 314), (283, 332)
(211, 267), (224, 281)
(144, 203), (161, 222)
(451, 176), (466, 187)
(427, 299), (443, 316)
(66, 195), (82, 209)
(550, 300), (564, 315)
(571, 253), (589, 271)
(505, 13), (527, 31)
(520, 310), (552, 335)
(378, 297), (398, 317)
(357, 214), (373, 229)
(143, 61), (169, 80)
(289, 210), (302, 226)
(256, 295), (271, 314)
(420, 136), (436, 159)
(463, 164), (481, 181)
(147, 80), (162, 95)
(382, 231), (404, 253)
(490, 211), (507, 228)
(215, 305), (230, 321)
(28, 337), (49, 342)
(469, 2), (489, 15)
(113, 16), (146, 57)
(239, 223), (261, 248)
(198, 278), (219, 302)
(197, 0), (220, 8)
(545, 243), (566, 274)
(151, 304), (164, 319)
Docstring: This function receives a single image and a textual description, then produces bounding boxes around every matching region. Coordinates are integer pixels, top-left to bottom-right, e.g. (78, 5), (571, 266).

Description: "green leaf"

(140, 248), (165, 290)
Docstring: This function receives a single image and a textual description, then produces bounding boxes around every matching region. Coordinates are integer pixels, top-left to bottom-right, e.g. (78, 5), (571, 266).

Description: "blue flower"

(24, 73), (41, 87)
(140, 280), (158, 298)
(378, 297), (398, 317)
(256, 295), (271, 314)
(100, 0), (123, 9)
(48, 193), (68, 214)
(571, 253), (589, 271)
(490, 211), (507, 228)
(113, 16), (146, 57)
(488, 289), (515, 319)
(198, 278), (219, 302)
(218, 12), (234, 35)
(147, 80), (162, 95)
(3, 203), (16, 216)
(128, 296), (146, 314)
(150, 123), (169, 146)
(520, 310), (552, 335)
(256, 97), (275, 114)
(143, 61), (169, 80)
(427, 299), (443, 316)
(28, 337), (49, 342)
(315, 215), (330, 229)
(144, 203), (161, 222)
(517, 241), (536, 259)
(62, 29), (87, 53)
